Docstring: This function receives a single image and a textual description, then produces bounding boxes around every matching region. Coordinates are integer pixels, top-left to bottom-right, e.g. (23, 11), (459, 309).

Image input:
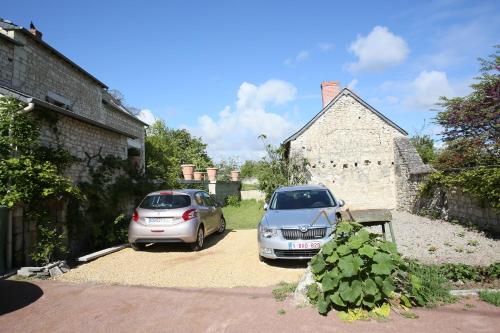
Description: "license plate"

(147, 217), (174, 225)
(288, 242), (321, 250)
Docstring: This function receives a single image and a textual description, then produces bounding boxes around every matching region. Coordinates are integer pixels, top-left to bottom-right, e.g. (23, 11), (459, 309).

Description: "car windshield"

(140, 194), (191, 209)
(270, 189), (335, 210)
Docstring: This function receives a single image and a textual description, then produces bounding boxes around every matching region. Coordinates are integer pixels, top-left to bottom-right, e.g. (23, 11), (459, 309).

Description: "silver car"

(128, 189), (225, 251)
(258, 185), (344, 260)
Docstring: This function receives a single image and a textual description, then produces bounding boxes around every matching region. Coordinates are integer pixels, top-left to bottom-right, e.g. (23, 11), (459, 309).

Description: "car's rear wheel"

(191, 226), (205, 251)
(131, 243), (146, 251)
(217, 216), (226, 234)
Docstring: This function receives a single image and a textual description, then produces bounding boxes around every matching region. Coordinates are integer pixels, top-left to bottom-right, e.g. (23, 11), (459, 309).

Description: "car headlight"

(260, 224), (278, 238)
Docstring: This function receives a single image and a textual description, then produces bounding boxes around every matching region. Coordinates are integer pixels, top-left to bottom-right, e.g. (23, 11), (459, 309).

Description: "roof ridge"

(283, 88), (407, 144)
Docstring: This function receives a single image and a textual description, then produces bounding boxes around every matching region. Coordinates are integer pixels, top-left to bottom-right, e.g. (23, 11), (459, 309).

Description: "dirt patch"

(57, 229), (305, 288)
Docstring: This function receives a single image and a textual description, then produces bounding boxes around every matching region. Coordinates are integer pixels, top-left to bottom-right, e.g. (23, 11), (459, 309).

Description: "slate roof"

(283, 88), (408, 144)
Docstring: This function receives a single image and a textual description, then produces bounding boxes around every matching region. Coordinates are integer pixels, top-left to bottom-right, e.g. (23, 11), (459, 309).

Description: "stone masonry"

(285, 87), (430, 210)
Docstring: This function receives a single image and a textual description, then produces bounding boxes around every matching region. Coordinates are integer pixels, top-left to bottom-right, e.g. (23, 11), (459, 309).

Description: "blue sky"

(3, 0), (499, 161)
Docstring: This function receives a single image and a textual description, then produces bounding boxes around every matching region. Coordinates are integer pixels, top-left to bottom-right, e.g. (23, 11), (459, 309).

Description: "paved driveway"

(57, 229), (306, 288)
(1, 279), (499, 333)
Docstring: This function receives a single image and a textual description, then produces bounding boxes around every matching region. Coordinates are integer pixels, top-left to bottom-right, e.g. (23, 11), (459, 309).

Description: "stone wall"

(416, 188), (500, 235)
(5, 31), (104, 121)
(289, 93), (406, 209)
(38, 114), (128, 182)
(0, 39), (14, 86)
(394, 137), (432, 211)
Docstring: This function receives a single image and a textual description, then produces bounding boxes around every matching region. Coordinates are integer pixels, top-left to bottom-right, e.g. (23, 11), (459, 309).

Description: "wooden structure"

(340, 209), (396, 243)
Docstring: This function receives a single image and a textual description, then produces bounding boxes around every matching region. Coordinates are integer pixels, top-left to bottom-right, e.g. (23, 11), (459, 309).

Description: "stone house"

(283, 82), (431, 211)
(0, 19), (147, 267)
(0, 19), (147, 179)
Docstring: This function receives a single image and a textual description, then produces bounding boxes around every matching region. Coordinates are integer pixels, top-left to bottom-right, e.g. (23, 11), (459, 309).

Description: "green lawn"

(241, 183), (260, 191)
(222, 199), (264, 229)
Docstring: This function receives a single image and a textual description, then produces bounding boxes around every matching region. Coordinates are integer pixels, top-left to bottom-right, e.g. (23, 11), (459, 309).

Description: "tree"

(410, 134), (437, 164)
(240, 160), (266, 179)
(216, 157), (239, 181)
(145, 120), (212, 184)
(434, 47), (500, 169)
(256, 135), (310, 200)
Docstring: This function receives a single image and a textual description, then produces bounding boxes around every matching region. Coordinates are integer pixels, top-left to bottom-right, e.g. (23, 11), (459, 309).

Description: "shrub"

(225, 195), (240, 207)
(307, 222), (452, 316)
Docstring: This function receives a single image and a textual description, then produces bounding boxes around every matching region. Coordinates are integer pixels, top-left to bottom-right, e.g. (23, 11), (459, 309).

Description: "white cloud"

(136, 109), (156, 125)
(186, 80), (298, 161)
(404, 70), (455, 110)
(318, 42), (335, 51)
(347, 26), (409, 73)
(284, 50), (310, 67)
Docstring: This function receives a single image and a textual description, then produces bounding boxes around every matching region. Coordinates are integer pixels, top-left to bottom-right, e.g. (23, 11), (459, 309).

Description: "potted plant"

(230, 170), (240, 181)
(193, 170), (204, 181)
(181, 164), (195, 180)
(206, 167), (218, 182)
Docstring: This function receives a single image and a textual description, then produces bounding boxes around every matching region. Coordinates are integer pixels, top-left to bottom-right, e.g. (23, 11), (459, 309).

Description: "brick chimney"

(321, 81), (340, 108)
(29, 21), (43, 39)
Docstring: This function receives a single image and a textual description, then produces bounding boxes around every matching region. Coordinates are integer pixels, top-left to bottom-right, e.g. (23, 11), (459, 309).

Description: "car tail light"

(132, 209), (139, 222)
(182, 209), (197, 221)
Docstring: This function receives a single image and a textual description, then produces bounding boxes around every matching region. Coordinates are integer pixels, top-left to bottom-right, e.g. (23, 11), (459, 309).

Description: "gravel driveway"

(57, 230), (306, 288)
(369, 211), (500, 266)
(58, 211), (499, 289)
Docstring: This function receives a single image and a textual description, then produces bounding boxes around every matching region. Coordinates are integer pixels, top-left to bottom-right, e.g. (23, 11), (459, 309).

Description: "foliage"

(145, 120), (212, 184)
(410, 134), (437, 164)
(216, 157), (239, 181)
(479, 291), (500, 307)
(70, 155), (158, 250)
(31, 218), (67, 266)
(256, 135), (310, 201)
(434, 47), (499, 169)
(272, 281), (298, 301)
(225, 194), (240, 207)
(420, 167), (500, 209)
(404, 261), (457, 307)
(221, 199), (264, 230)
(435, 262), (500, 282)
(0, 97), (79, 264)
(307, 222), (453, 316)
(240, 160), (267, 179)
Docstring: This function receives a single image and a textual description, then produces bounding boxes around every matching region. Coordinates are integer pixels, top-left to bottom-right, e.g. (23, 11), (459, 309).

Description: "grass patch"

(479, 291), (500, 306)
(408, 262), (457, 307)
(222, 199), (264, 229)
(277, 308), (286, 315)
(272, 281), (298, 302)
(241, 183), (260, 191)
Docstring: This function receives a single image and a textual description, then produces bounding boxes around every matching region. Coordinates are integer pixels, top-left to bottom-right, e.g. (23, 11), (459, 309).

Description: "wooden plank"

(77, 244), (128, 262)
(340, 209), (392, 223)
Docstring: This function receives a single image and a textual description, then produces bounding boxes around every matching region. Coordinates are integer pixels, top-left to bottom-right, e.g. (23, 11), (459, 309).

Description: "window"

(194, 192), (205, 206)
(270, 190), (336, 210)
(140, 194), (191, 209)
(202, 192), (216, 207)
(46, 91), (72, 110)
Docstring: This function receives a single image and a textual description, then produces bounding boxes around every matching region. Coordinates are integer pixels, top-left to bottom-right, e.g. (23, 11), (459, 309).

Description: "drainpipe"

(6, 101), (35, 269)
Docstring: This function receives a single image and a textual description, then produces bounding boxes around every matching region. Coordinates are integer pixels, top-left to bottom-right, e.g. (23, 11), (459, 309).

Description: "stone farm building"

(0, 19), (147, 266)
(284, 82), (431, 211)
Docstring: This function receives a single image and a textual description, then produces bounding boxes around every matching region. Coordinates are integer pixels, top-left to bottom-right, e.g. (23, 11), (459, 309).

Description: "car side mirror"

(263, 203), (269, 211)
(338, 199), (345, 207)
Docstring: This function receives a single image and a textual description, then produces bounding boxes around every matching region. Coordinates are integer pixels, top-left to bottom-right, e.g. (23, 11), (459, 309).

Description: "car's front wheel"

(191, 226), (205, 251)
(130, 243), (146, 251)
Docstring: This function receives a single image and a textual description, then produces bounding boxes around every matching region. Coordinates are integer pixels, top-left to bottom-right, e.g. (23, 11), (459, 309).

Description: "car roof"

(274, 184), (327, 192)
(146, 189), (205, 196)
